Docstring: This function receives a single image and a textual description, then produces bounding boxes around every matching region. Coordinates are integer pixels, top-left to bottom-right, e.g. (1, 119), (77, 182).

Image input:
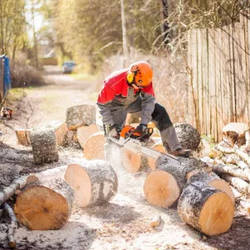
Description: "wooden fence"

(187, 14), (250, 141)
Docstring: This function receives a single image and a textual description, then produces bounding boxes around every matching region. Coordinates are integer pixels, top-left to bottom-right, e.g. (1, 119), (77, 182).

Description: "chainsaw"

(107, 125), (180, 163)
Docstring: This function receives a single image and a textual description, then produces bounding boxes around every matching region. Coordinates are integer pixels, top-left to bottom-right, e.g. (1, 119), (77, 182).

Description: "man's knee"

(151, 103), (172, 131)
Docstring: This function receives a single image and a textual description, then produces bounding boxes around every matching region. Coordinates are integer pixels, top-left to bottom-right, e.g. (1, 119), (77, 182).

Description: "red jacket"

(97, 69), (155, 125)
(97, 69), (155, 104)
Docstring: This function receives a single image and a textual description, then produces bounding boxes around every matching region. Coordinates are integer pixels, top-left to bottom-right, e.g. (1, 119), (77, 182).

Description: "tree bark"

(177, 181), (234, 236)
(64, 160), (118, 207)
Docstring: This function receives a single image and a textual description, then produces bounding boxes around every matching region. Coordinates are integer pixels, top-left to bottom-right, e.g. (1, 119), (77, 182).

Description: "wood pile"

(201, 122), (250, 197)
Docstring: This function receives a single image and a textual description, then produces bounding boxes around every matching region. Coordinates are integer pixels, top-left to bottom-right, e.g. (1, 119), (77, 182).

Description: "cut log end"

(199, 192), (234, 236)
(147, 144), (165, 170)
(144, 170), (180, 208)
(14, 186), (70, 230)
(83, 132), (105, 160)
(121, 148), (142, 173)
(64, 164), (92, 207)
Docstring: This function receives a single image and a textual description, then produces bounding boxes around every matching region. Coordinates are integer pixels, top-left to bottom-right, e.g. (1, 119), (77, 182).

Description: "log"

(222, 174), (250, 194)
(66, 104), (96, 131)
(147, 142), (166, 170)
(0, 175), (38, 206)
(64, 160), (118, 207)
(120, 147), (142, 173)
(3, 203), (17, 248)
(14, 177), (73, 230)
(216, 141), (234, 154)
(30, 128), (59, 164)
(15, 129), (31, 146)
(177, 181), (234, 236)
(83, 132), (105, 160)
(234, 147), (250, 166)
(77, 124), (98, 149)
(54, 122), (68, 146)
(245, 130), (250, 152)
(143, 157), (211, 208)
(208, 162), (250, 182)
(222, 122), (248, 146)
(187, 172), (235, 204)
(174, 123), (200, 150)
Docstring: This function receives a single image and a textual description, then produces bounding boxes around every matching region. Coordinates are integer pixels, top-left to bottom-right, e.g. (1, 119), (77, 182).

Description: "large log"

(77, 124), (98, 149)
(0, 175), (38, 206)
(177, 181), (234, 236)
(66, 104), (96, 131)
(83, 132), (105, 160)
(14, 177), (73, 230)
(222, 122), (249, 146)
(174, 123), (200, 150)
(64, 160), (118, 207)
(30, 128), (59, 164)
(143, 157), (211, 208)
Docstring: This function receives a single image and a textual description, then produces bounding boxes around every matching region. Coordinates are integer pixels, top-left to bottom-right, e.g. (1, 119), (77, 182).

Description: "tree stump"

(144, 156), (211, 208)
(77, 124), (98, 149)
(83, 132), (105, 160)
(222, 122), (249, 146)
(14, 178), (73, 230)
(174, 123), (200, 150)
(64, 160), (118, 207)
(177, 181), (234, 236)
(66, 104), (96, 131)
(15, 129), (31, 146)
(30, 128), (59, 164)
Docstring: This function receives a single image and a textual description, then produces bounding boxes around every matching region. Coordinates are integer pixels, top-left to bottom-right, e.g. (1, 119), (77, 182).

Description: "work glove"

(134, 124), (147, 135)
(104, 124), (121, 138)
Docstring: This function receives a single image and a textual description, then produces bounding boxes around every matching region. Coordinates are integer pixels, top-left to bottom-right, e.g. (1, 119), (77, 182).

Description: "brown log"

(14, 177), (73, 230)
(55, 122), (68, 146)
(239, 200), (250, 215)
(187, 172), (235, 204)
(66, 104), (96, 131)
(222, 174), (250, 194)
(3, 203), (17, 248)
(147, 142), (166, 170)
(64, 160), (118, 207)
(143, 157), (211, 208)
(120, 147), (142, 173)
(245, 130), (250, 152)
(83, 132), (105, 160)
(177, 181), (234, 236)
(15, 129), (31, 146)
(77, 124), (98, 149)
(0, 175), (38, 206)
(222, 122), (248, 146)
(30, 128), (59, 164)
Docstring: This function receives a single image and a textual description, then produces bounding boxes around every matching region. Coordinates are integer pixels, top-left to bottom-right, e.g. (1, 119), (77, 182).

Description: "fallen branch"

(0, 175), (38, 206)
(3, 203), (17, 248)
(222, 174), (250, 194)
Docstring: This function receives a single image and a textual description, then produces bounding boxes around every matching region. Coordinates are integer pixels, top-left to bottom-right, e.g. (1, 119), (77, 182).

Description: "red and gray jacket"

(97, 69), (155, 125)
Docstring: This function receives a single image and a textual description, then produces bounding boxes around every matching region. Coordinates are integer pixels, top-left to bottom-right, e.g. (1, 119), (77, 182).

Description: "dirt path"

(0, 67), (249, 250)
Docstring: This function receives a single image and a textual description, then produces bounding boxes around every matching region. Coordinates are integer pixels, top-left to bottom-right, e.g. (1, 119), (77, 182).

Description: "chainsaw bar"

(107, 136), (180, 163)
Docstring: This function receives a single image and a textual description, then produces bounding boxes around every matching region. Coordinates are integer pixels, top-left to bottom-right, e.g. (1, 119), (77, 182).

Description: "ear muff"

(127, 71), (135, 83)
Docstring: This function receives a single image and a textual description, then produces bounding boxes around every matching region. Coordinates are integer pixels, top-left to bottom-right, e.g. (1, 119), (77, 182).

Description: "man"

(97, 61), (189, 157)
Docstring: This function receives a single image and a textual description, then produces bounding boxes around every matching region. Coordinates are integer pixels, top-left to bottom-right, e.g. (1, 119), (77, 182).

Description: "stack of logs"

(1, 160), (118, 248)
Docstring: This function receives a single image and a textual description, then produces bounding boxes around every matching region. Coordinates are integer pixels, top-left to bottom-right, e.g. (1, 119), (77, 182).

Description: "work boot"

(169, 148), (191, 157)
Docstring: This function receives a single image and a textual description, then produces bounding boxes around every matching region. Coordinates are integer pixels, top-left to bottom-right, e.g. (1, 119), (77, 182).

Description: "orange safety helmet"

(127, 61), (153, 87)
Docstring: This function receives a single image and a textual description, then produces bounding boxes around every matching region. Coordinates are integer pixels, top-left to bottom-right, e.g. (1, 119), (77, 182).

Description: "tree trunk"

(64, 160), (118, 207)
(177, 181), (234, 236)
(30, 128), (59, 165)
(161, 0), (170, 45)
(14, 177), (73, 230)
(83, 132), (105, 160)
(144, 157), (211, 208)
